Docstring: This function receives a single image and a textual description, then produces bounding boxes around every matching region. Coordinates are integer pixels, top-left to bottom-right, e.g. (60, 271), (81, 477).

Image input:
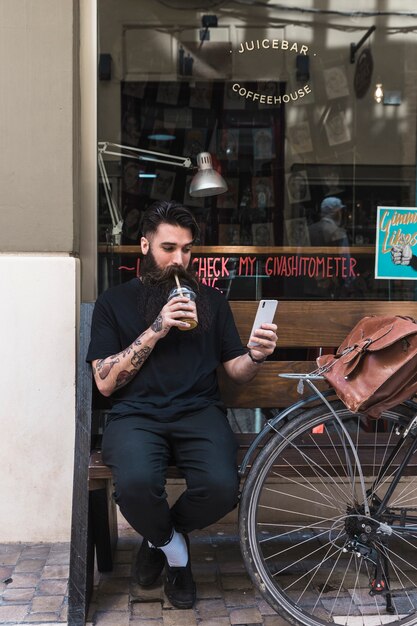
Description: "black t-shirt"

(86, 278), (245, 422)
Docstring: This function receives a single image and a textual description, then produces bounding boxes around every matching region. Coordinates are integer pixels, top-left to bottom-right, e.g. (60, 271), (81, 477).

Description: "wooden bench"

(68, 299), (417, 626)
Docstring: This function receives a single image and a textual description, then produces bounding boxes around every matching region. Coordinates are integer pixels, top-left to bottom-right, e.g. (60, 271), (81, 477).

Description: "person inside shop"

(87, 200), (278, 609)
(306, 196), (350, 298)
(308, 196), (349, 247)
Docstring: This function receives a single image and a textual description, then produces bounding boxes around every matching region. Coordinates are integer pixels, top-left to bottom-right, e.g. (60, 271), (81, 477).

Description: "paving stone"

(263, 616), (291, 626)
(41, 565), (69, 579)
(0, 565), (14, 580)
(195, 598), (228, 618)
(130, 583), (163, 601)
(45, 551), (70, 566)
(6, 573), (41, 588)
(256, 597), (277, 615)
(220, 574), (253, 590)
(162, 608), (198, 626)
(95, 593), (130, 611)
(115, 550), (134, 564)
(218, 561), (246, 575)
(229, 606), (263, 624)
(0, 545), (23, 562)
(198, 619), (231, 626)
(99, 577), (131, 594)
(112, 563), (132, 578)
(21, 545), (51, 559)
(129, 617), (164, 626)
(223, 588), (256, 607)
(94, 610), (130, 625)
(60, 603), (68, 621)
(22, 613), (63, 623)
(195, 582), (222, 599)
(2, 586), (36, 602)
(0, 604), (29, 622)
(31, 594), (64, 613)
(131, 600), (162, 618)
(14, 559), (46, 573)
(37, 579), (68, 595)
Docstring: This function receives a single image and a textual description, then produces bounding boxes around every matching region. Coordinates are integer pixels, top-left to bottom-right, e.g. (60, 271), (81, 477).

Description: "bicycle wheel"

(239, 399), (417, 626)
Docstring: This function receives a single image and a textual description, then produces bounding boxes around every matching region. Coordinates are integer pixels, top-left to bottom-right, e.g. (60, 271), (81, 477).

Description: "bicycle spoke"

(240, 400), (417, 626)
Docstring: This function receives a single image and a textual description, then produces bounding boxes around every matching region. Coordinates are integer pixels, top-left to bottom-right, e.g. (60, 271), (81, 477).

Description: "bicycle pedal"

(369, 579), (386, 595)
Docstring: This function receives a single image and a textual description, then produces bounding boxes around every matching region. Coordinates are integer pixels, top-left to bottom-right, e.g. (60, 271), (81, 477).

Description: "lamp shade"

(189, 152), (228, 197)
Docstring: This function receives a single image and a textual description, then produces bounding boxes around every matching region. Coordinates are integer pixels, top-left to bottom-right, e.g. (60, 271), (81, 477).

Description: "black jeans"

(101, 406), (240, 547)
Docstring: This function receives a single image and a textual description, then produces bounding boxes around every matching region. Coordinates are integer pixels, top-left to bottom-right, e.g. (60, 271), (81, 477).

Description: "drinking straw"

(174, 273), (183, 296)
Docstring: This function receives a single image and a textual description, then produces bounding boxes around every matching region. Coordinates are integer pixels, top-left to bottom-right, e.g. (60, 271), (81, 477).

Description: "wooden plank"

(230, 301), (417, 347)
(68, 303), (95, 626)
(218, 361), (323, 407)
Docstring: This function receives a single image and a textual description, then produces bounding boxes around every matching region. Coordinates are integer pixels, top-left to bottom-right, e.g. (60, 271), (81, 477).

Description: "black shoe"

(164, 534), (196, 609)
(134, 539), (166, 587)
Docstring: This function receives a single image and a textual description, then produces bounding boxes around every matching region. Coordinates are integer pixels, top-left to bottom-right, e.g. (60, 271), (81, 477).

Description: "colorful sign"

(375, 206), (417, 279)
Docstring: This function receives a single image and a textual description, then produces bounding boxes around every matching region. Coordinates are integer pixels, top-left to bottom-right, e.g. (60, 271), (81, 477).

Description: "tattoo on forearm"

(151, 315), (163, 332)
(134, 331), (145, 345)
(115, 370), (136, 389)
(131, 346), (151, 368)
(96, 357), (120, 380)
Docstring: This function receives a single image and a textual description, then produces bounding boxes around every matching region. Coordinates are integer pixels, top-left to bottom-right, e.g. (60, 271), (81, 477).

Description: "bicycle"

(238, 374), (417, 626)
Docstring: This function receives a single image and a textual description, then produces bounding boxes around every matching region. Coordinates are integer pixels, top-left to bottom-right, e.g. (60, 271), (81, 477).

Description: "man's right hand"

(391, 243), (412, 265)
(151, 295), (197, 336)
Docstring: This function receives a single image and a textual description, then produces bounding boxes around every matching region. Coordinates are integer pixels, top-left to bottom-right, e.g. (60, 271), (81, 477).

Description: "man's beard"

(138, 250), (211, 332)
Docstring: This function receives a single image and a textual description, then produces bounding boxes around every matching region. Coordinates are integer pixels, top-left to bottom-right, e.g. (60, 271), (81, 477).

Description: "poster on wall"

(375, 206), (417, 279)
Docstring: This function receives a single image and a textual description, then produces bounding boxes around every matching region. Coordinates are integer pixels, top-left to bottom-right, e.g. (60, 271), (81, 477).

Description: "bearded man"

(87, 200), (277, 608)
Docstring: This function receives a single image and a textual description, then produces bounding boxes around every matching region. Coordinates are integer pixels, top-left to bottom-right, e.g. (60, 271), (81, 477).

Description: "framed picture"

(252, 222), (274, 246)
(288, 121), (313, 154)
(150, 169), (176, 200)
(325, 111), (351, 146)
(286, 171), (311, 204)
(253, 128), (274, 160)
(219, 223), (240, 245)
(252, 177), (274, 208)
(323, 66), (350, 100)
(285, 217), (311, 246)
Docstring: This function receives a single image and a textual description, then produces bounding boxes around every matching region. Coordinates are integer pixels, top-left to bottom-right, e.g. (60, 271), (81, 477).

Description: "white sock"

(159, 529), (188, 567)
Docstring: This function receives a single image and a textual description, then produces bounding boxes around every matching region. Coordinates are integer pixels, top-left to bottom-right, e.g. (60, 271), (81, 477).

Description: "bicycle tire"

(239, 399), (417, 626)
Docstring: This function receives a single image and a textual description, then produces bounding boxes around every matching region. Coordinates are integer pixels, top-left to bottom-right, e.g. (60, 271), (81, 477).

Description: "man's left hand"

(247, 323), (278, 361)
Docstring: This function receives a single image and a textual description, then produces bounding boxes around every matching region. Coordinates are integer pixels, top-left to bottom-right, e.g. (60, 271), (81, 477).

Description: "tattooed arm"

(92, 294), (197, 397)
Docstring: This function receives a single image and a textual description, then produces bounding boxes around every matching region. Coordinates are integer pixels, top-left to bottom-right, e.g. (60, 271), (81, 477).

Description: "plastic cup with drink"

(167, 274), (198, 331)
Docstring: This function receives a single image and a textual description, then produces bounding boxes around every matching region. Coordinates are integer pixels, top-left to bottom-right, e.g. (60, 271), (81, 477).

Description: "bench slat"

(231, 300), (417, 347)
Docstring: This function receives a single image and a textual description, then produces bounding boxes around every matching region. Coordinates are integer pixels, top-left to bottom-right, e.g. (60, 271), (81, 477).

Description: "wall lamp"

(98, 141), (227, 242)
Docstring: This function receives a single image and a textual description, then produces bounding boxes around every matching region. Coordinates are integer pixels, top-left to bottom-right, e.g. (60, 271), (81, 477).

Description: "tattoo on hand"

(96, 357), (120, 380)
(151, 315), (163, 332)
(131, 346), (151, 368)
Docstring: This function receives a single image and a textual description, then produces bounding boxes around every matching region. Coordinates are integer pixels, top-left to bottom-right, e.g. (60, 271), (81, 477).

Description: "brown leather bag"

(316, 315), (417, 418)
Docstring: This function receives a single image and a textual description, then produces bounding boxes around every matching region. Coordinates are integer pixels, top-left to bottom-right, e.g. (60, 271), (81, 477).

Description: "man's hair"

(141, 200), (199, 241)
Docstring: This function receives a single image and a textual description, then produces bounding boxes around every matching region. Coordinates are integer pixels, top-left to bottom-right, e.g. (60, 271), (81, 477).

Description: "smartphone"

(248, 299), (278, 347)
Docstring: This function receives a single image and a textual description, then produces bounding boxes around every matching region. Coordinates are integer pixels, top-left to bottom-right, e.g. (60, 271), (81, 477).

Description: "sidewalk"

(0, 522), (288, 626)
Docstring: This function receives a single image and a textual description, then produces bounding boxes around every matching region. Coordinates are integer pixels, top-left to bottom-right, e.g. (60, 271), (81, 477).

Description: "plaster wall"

(0, 0), (79, 541)
(0, 0), (77, 253)
(0, 255), (78, 542)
